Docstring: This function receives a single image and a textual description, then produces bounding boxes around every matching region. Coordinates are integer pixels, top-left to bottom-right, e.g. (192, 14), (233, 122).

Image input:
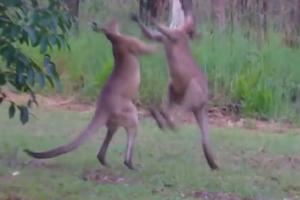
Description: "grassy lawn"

(0, 104), (300, 200)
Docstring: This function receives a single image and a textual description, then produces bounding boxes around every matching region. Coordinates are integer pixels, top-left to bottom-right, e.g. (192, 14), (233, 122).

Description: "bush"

(0, 0), (73, 124)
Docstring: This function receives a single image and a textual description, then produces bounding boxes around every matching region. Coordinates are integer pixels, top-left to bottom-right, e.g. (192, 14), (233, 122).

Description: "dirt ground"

(3, 90), (297, 134)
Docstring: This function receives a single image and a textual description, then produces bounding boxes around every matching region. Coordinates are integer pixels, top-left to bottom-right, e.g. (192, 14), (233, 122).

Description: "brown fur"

(23, 19), (157, 170)
(131, 13), (219, 170)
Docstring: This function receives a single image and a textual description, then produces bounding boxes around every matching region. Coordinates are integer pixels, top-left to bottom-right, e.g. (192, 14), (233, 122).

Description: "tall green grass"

(12, 3), (300, 122)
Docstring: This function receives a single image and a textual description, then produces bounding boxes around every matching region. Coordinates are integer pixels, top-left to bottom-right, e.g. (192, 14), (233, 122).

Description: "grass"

(0, 103), (300, 200)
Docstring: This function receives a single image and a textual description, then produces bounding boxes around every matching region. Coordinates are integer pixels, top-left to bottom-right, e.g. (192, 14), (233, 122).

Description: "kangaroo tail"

(24, 112), (107, 159)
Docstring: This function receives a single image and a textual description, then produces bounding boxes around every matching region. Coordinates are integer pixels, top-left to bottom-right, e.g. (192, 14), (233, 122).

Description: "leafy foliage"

(0, 0), (74, 124)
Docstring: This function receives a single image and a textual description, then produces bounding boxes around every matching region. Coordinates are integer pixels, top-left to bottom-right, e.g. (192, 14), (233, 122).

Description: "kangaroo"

(131, 12), (219, 170)
(23, 18), (157, 170)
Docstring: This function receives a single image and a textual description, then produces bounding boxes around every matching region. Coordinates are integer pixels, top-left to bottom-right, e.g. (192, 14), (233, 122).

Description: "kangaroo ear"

(90, 18), (120, 34)
(130, 13), (140, 23)
(90, 22), (100, 32)
(105, 18), (120, 33)
(179, 12), (197, 37)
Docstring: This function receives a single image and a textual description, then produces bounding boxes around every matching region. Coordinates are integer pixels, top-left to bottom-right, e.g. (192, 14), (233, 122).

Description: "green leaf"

(36, 72), (45, 89)
(10, 25), (20, 38)
(48, 35), (57, 46)
(19, 34), (29, 45)
(24, 27), (38, 45)
(44, 61), (61, 92)
(19, 105), (29, 125)
(9, 103), (16, 119)
(43, 54), (51, 67)
(6, 55), (14, 68)
(40, 36), (48, 53)
(0, 73), (6, 85)
(27, 67), (35, 87)
(57, 36), (67, 50)
(17, 73), (26, 85)
(45, 74), (54, 88)
(54, 79), (62, 93)
(66, 43), (71, 51)
(29, 11), (40, 25)
(20, 5), (29, 14)
(45, 61), (55, 77)
(30, 0), (38, 7)
(16, 63), (26, 85)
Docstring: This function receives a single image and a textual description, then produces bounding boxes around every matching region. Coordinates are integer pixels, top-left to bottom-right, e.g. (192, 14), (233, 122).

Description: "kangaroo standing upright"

(131, 12), (219, 170)
(24, 18), (157, 170)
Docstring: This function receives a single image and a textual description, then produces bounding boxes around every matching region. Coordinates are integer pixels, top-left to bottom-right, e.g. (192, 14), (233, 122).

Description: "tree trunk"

(138, 0), (148, 25)
(179, 0), (193, 15)
(64, 0), (80, 36)
(260, 0), (268, 43)
(138, 0), (170, 25)
(156, 0), (170, 23)
(230, 0), (238, 29)
(138, 0), (191, 29)
(169, 0), (185, 28)
(211, 0), (226, 32)
(296, 0), (300, 35)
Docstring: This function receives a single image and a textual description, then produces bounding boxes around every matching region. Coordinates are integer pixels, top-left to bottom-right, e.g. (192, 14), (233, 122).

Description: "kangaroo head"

(91, 18), (120, 35)
(180, 12), (199, 39)
(153, 12), (198, 43)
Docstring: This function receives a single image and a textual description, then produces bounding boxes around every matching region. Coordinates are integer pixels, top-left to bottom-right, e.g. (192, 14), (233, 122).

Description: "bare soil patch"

(3, 91), (299, 133)
(2, 91), (94, 112)
(1, 198), (34, 200)
(233, 154), (300, 170)
(20, 160), (61, 169)
(81, 168), (142, 186)
(188, 190), (266, 200)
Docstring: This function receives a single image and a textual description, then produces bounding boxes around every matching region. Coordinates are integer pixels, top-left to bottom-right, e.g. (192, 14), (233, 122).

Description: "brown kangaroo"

(131, 12), (219, 170)
(23, 18), (157, 170)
